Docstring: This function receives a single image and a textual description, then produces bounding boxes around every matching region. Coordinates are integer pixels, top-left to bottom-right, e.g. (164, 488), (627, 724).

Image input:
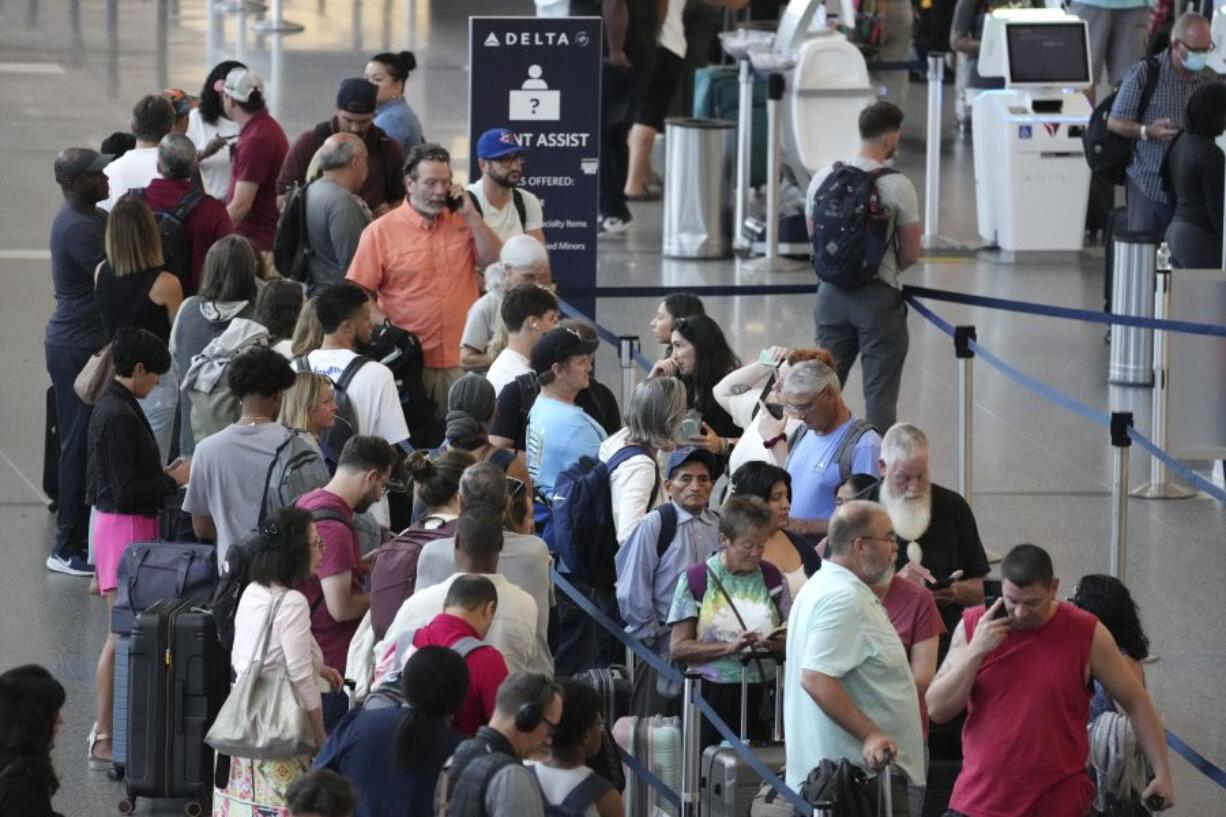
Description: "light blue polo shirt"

(525, 394), (607, 498)
(784, 560), (925, 789)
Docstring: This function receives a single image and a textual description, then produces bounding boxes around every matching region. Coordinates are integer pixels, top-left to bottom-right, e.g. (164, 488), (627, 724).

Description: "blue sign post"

(469, 16), (603, 318)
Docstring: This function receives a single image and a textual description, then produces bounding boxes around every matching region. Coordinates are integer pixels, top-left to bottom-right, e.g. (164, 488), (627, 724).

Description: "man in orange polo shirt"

(346, 142), (502, 420)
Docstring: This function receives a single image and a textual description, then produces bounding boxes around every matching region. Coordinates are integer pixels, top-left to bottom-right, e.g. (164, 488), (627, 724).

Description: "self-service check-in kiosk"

(972, 10), (1093, 251)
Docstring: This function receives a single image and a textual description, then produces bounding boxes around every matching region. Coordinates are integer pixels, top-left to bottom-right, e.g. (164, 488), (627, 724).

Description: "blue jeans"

(137, 370), (178, 465)
(44, 341), (95, 558)
(551, 575), (617, 677)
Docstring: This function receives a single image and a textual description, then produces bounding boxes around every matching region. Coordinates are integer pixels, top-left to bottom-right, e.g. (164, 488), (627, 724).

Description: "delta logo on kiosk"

(483, 30), (572, 47)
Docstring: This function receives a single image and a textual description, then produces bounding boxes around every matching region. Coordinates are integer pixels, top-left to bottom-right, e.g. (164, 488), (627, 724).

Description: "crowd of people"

(12, 1), (1211, 815)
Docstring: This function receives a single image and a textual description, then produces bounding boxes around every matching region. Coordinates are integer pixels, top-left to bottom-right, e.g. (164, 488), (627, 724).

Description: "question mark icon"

(529, 98), (540, 115)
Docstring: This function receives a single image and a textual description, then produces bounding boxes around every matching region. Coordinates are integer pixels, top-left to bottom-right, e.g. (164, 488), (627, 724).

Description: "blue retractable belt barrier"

(616, 744), (683, 809)
(1166, 729), (1226, 789)
(863, 60), (929, 72)
(1127, 428), (1226, 505)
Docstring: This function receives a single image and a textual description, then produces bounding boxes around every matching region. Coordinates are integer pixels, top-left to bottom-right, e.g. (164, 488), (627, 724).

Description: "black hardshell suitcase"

(575, 665), (632, 792)
(123, 598), (229, 816)
(701, 657), (787, 817)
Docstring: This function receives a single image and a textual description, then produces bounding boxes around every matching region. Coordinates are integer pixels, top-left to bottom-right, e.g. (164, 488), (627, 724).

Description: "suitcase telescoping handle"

(737, 651), (784, 742)
(877, 750), (894, 817)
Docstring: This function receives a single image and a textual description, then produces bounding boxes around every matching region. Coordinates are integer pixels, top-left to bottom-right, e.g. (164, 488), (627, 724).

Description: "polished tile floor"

(0, 1), (1222, 814)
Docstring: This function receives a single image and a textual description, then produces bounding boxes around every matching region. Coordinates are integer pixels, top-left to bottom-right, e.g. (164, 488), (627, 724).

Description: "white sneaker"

(45, 553), (94, 576)
(598, 215), (631, 237)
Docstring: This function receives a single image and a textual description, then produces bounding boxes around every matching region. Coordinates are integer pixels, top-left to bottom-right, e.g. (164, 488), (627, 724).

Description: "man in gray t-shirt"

(305, 133), (372, 289)
(806, 102), (921, 432)
(183, 347), (299, 562)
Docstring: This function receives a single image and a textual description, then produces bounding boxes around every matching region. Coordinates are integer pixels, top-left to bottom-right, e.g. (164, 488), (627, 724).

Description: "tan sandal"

(87, 723), (114, 771)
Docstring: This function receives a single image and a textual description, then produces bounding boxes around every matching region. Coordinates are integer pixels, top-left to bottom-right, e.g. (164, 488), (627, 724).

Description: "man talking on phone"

(927, 544), (1175, 816)
(346, 142), (502, 424)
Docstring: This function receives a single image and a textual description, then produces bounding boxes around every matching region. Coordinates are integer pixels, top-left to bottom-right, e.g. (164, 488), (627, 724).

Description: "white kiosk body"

(972, 11), (1093, 251)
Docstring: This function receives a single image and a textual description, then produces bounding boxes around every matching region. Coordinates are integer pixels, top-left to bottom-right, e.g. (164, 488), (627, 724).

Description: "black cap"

(336, 78), (378, 115)
(530, 327), (600, 374)
(54, 148), (112, 185)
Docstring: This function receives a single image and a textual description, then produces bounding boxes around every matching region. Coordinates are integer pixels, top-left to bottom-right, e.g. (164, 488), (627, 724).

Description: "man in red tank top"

(926, 545), (1174, 817)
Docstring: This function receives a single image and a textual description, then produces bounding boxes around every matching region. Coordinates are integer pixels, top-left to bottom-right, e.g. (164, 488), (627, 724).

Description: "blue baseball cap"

(666, 447), (721, 480)
(477, 127), (526, 160)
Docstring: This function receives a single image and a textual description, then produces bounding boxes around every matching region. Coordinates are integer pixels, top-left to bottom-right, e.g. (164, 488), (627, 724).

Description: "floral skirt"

(212, 754), (312, 817)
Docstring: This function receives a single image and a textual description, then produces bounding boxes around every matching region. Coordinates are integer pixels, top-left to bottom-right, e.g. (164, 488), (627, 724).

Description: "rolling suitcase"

(613, 714), (682, 817)
(700, 658), (786, 817)
(122, 598), (229, 816)
(574, 665), (632, 792)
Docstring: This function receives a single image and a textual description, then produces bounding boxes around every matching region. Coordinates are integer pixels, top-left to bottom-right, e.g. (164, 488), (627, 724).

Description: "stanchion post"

(619, 335), (642, 411)
(1133, 267), (1194, 499)
(922, 54), (944, 247)
(680, 672), (702, 817)
(253, 0), (303, 32)
(763, 73), (784, 262)
(734, 57), (753, 252)
(1109, 412), (1133, 581)
(954, 325), (976, 505)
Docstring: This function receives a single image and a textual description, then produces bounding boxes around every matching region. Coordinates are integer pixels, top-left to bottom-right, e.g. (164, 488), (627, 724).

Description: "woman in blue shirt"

(364, 51), (425, 152)
(314, 645), (469, 817)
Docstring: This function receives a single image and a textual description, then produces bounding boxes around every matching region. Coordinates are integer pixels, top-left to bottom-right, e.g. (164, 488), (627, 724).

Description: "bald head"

(827, 499), (890, 556)
(1172, 12), (1211, 46)
(319, 133), (368, 191)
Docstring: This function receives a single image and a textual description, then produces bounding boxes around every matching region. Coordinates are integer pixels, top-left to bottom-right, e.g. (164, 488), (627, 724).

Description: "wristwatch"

(1140, 125), (1149, 142)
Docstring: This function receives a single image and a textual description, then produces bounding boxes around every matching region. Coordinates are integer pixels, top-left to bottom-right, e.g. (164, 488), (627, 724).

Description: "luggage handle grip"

(126, 546), (151, 604)
(174, 551), (195, 598)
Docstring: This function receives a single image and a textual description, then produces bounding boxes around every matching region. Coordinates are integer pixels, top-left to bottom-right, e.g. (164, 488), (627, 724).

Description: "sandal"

(87, 723), (114, 771)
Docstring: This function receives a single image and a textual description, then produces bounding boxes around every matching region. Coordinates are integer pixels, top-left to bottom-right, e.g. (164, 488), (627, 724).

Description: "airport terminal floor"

(0, 1), (1223, 814)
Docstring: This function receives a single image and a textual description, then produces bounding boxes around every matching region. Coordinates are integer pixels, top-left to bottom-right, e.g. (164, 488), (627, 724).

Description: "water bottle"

(1156, 242), (1172, 272)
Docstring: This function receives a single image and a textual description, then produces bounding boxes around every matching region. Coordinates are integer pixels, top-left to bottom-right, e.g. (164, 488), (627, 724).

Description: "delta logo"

(483, 31), (573, 47)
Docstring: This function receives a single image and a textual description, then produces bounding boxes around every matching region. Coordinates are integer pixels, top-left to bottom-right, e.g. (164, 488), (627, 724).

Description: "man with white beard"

(867, 423), (990, 654)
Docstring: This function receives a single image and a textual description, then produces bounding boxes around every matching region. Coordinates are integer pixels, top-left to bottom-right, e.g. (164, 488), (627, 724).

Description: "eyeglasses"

(540, 715), (559, 736)
(1180, 39), (1216, 54)
(859, 533), (896, 545)
(507, 476), (527, 499)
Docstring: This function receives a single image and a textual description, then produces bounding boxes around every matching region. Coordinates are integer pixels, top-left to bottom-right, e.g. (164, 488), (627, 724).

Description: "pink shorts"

(92, 511), (158, 593)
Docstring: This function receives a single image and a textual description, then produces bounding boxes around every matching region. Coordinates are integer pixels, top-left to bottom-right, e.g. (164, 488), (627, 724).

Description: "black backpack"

(274, 180), (313, 282)
(128, 186), (203, 284)
(1083, 57), (1160, 186)
(293, 354), (371, 469)
(809, 163), (899, 289)
(467, 188), (528, 228)
(364, 320), (441, 448)
(210, 532), (259, 652)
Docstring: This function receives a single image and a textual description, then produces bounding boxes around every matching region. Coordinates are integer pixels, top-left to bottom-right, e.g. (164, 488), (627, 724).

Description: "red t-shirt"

(950, 602), (1098, 817)
(227, 108), (288, 251)
(142, 178), (234, 295)
(296, 488), (363, 673)
(881, 576), (946, 736)
(412, 612), (508, 736)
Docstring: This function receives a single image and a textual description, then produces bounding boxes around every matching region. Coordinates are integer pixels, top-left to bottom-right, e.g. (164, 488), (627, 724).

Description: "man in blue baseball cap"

(467, 127), (545, 243)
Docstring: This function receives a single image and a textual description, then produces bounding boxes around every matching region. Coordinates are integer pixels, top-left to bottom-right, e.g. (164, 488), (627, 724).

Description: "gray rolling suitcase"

(700, 657), (787, 817)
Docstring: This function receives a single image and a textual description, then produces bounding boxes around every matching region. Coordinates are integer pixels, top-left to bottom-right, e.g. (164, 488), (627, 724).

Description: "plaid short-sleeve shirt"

(1110, 51), (1218, 202)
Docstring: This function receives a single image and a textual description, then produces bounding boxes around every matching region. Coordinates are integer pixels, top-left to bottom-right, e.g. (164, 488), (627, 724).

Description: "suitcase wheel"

(117, 796), (136, 815)
(184, 800), (205, 817)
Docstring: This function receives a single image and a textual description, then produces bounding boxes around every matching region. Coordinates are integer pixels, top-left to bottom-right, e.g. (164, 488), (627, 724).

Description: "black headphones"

(513, 675), (557, 732)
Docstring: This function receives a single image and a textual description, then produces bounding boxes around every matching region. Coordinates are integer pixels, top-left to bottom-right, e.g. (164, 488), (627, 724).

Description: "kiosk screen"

(1006, 22), (1090, 85)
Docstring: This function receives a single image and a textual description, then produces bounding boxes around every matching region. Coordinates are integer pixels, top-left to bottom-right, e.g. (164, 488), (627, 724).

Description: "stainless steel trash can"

(662, 117), (735, 259)
(1109, 231), (1158, 386)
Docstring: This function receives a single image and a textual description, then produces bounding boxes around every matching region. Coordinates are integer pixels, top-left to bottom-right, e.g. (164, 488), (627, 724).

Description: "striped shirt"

(1110, 51), (1218, 202)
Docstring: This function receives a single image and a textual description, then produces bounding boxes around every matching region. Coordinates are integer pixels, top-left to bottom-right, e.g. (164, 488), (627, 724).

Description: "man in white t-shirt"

(378, 506), (547, 675)
(467, 127), (546, 243)
(806, 101), (921, 432)
(486, 284), (559, 397)
(101, 94), (176, 211)
(460, 234), (552, 372)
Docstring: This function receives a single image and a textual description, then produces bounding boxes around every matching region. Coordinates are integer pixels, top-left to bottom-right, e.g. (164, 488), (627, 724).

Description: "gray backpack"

(785, 417), (877, 484)
(260, 430), (331, 523)
(364, 627), (490, 709)
(182, 318), (270, 446)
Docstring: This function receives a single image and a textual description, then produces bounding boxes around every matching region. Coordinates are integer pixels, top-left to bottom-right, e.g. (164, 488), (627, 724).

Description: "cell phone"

(758, 349), (782, 368)
(983, 578), (1007, 619)
(927, 575), (956, 591)
(765, 403), (784, 421)
(446, 193), (465, 212)
(679, 412), (703, 439)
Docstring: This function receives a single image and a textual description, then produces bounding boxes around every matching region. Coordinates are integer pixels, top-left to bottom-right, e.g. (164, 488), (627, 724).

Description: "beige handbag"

(72, 343), (113, 406)
(205, 591), (316, 759)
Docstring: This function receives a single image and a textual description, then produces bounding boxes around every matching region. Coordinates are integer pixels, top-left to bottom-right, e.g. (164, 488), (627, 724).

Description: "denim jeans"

(551, 574), (617, 677)
(137, 369), (178, 465)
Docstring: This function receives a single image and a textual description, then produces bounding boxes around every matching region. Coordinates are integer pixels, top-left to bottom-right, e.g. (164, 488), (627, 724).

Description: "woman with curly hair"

(0, 665), (67, 817)
(1070, 574), (1151, 716)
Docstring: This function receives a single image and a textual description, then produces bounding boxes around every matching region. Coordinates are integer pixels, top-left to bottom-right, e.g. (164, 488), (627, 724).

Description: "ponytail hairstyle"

(403, 448), (476, 511)
(394, 645), (469, 769)
(0, 665), (66, 798)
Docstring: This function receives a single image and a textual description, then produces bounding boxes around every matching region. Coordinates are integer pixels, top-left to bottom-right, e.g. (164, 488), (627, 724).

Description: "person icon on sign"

(521, 65), (549, 90)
